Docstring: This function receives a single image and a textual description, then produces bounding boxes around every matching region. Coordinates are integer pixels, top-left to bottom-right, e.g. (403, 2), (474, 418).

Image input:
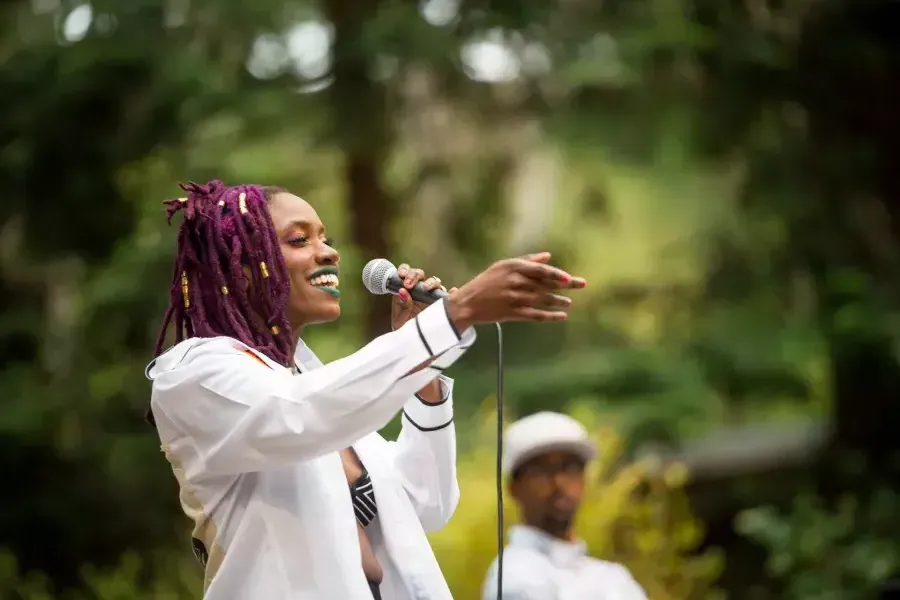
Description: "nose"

(316, 240), (339, 265)
(551, 469), (569, 490)
(551, 473), (562, 490)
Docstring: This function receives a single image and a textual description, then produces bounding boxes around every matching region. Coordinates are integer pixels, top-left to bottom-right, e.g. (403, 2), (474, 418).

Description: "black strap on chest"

(292, 360), (378, 527)
(350, 469), (378, 527)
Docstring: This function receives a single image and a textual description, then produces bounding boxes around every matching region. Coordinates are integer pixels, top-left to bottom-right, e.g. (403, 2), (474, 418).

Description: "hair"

(154, 180), (294, 367)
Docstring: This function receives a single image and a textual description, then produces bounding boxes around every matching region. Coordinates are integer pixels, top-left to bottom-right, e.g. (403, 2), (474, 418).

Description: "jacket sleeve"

(149, 299), (475, 478)
(386, 326), (474, 531)
(386, 376), (456, 531)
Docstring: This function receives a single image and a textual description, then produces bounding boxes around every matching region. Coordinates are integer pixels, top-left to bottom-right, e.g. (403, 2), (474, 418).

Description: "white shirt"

(482, 525), (648, 600)
(147, 299), (475, 599)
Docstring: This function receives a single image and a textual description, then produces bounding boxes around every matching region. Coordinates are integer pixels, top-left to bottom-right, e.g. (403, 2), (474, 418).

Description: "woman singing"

(146, 180), (584, 599)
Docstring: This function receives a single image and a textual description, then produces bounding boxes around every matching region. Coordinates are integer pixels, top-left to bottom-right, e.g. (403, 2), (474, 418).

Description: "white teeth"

(309, 274), (339, 287)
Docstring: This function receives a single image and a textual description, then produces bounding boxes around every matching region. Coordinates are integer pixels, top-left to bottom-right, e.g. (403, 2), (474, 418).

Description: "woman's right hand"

(445, 252), (585, 330)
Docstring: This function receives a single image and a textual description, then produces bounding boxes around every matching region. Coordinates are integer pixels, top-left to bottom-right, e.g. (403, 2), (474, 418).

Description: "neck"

(290, 325), (303, 359)
(528, 517), (575, 542)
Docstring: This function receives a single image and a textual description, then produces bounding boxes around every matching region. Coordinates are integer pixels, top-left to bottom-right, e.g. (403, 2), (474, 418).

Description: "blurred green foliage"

(1, 0), (898, 597)
(736, 488), (900, 600)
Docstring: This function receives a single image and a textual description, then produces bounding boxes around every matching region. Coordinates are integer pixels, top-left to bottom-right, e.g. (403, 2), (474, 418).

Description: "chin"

(307, 305), (341, 325)
(322, 305), (341, 322)
(548, 507), (577, 522)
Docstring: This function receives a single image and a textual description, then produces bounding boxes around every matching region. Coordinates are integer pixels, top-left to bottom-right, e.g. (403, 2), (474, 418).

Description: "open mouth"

(307, 266), (341, 298)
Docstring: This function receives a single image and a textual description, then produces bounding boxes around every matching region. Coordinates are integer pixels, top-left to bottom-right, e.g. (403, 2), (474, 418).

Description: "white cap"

(503, 411), (597, 476)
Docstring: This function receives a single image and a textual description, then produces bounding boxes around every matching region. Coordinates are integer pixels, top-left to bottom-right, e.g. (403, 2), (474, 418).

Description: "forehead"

(266, 192), (322, 231)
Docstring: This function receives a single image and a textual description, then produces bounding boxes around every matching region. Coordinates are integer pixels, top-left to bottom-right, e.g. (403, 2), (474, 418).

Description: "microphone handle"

(384, 275), (449, 305)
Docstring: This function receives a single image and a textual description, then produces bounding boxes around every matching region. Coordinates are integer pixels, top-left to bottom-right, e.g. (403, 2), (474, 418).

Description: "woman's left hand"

(390, 263), (458, 331)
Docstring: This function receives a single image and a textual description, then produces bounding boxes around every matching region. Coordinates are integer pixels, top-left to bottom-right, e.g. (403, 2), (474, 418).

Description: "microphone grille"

(362, 259), (396, 295)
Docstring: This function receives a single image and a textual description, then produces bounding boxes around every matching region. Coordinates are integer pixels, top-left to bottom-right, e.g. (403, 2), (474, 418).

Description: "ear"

(506, 478), (521, 501)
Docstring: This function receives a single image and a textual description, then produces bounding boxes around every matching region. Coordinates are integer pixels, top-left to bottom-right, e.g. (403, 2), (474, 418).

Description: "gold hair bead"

(238, 192), (248, 215)
(260, 262), (270, 279)
(221, 286), (229, 295)
(270, 325), (280, 335)
(181, 271), (190, 308)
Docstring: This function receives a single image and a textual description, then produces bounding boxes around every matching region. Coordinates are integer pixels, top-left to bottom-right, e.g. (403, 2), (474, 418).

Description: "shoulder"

(147, 337), (287, 433)
(147, 337), (271, 381)
(585, 558), (645, 594)
(482, 546), (555, 598)
(147, 337), (281, 412)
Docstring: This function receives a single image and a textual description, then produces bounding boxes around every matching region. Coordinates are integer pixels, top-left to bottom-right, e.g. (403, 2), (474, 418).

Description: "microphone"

(362, 259), (449, 305)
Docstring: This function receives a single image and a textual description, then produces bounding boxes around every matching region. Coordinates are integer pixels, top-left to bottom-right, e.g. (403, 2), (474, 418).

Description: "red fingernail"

(579, 279), (586, 288)
(560, 274), (571, 283)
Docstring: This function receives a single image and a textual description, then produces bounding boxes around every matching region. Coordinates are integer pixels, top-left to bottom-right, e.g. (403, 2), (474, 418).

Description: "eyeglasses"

(518, 458), (586, 480)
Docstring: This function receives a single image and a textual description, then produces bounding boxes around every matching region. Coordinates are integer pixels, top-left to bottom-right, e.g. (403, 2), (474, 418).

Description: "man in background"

(481, 412), (647, 600)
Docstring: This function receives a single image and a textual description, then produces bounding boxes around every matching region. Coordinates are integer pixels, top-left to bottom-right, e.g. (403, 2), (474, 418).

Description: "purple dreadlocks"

(154, 180), (294, 367)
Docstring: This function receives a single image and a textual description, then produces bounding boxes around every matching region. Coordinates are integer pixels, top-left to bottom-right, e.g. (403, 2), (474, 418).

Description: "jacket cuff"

(431, 326), (476, 370)
(403, 377), (454, 431)
(414, 298), (466, 357)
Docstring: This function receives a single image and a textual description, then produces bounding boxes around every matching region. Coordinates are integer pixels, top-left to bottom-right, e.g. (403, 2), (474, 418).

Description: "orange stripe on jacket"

(234, 345), (272, 370)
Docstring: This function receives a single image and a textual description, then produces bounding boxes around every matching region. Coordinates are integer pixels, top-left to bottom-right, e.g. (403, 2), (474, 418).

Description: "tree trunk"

(346, 156), (393, 338)
(798, 0), (900, 488)
(324, 0), (393, 340)
(829, 332), (900, 473)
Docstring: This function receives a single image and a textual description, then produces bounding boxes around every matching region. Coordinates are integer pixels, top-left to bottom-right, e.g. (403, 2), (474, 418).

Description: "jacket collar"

(509, 524), (587, 567)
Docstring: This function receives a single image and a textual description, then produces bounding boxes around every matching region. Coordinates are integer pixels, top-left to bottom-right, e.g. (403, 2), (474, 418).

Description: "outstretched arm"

(149, 299), (475, 478)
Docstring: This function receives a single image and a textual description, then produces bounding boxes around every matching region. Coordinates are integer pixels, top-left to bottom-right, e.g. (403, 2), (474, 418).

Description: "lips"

(306, 266), (341, 298)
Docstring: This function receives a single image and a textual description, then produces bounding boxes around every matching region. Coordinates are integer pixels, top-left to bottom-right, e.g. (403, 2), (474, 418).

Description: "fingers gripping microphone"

(362, 259), (449, 305)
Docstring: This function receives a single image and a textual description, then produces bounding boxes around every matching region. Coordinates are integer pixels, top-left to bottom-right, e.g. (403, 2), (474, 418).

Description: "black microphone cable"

(361, 259), (507, 595)
(494, 323), (504, 600)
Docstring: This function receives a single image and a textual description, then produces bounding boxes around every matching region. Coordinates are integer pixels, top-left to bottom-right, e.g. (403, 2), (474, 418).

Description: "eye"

(563, 461), (584, 475)
(324, 237), (335, 247)
(287, 235), (308, 247)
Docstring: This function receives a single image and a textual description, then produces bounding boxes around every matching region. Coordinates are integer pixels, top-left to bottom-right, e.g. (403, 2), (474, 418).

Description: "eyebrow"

(282, 220), (325, 235)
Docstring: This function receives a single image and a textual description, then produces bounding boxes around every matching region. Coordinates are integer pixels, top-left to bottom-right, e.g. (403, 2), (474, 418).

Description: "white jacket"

(147, 299), (474, 599)
(482, 526), (647, 600)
